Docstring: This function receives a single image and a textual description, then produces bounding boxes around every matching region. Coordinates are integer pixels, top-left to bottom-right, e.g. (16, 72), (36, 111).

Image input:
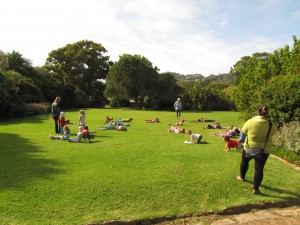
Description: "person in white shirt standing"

(174, 98), (182, 120)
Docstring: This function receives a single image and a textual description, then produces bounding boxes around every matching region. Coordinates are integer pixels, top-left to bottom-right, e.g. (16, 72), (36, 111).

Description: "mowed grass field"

(0, 108), (299, 225)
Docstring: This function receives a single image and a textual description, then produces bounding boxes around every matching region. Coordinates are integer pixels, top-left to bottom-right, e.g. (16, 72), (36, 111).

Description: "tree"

(45, 40), (112, 106)
(0, 71), (23, 117)
(6, 70), (44, 103)
(154, 72), (183, 109)
(5, 50), (34, 77)
(231, 52), (277, 119)
(104, 54), (159, 108)
(0, 50), (8, 71)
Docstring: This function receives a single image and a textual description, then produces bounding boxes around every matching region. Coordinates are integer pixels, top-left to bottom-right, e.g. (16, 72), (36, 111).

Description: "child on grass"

(168, 118), (184, 126)
(59, 112), (66, 134)
(104, 116), (113, 124)
(69, 126), (84, 142)
(145, 118), (160, 123)
(168, 126), (185, 133)
(50, 125), (70, 140)
(184, 130), (208, 144)
(215, 127), (240, 137)
(223, 135), (242, 151)
(78, 110), (86, 127)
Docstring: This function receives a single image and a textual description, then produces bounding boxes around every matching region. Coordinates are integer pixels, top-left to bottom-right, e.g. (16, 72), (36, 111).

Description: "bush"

(273, 121), (300, 160)
(24, 102), (51, 116)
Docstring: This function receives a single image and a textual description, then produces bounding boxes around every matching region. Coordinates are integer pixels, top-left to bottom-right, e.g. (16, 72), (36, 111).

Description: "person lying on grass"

(97, 121), (127, 131)
(215, 127), (240, 138)
(97, 121), (115, 130)
(198, 118), (215, 122)
(121, 118), (133, 122)
(145, 118), (160, 123)
(168, 118), (185, 126)
(50, 125), (70, 140)
(223, 135), (242, 151)
(203, 122), (225, 129)
(168, 126), (185, 133)
(104, 116), (113, 124)
(184, 130), (208, 144)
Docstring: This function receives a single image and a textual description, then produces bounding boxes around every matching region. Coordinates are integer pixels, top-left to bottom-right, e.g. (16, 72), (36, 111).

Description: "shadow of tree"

(0, 133), (63, 189)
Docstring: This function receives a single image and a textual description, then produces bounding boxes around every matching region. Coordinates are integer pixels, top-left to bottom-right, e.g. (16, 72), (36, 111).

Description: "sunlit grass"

(0, 109), (299, 224)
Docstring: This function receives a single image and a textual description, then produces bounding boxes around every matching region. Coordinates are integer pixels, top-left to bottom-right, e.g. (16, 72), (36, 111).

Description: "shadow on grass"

(0, 133), (63, 190)
(0, 114), (51, 126)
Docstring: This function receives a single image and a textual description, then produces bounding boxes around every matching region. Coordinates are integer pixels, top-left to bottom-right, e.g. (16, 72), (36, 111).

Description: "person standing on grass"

(235, 106), (276, 194)
(51, 96), (61, 134)
(78, 109), (86, 127)
(174, 98), (182, 120)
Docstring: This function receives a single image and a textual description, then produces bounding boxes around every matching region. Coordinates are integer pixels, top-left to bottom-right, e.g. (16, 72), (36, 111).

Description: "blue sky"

(0, 0), (299, 76)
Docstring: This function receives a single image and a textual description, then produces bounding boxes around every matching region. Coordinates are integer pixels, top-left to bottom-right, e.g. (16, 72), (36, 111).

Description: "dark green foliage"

(0, 71), (23, 117)
(104, 54), (159, 109)
(45, 40), (112, 107)
(184, 82), (234, 111)
(6, 70), (44, 103)
(261, 74), (300, 126)
(232, 36), (300, 124)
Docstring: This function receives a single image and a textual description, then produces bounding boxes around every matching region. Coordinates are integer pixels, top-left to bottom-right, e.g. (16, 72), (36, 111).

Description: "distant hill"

(169, 73), (236, 85)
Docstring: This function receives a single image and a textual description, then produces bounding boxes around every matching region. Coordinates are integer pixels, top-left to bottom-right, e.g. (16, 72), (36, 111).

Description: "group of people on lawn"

(50, 96), (276, 195)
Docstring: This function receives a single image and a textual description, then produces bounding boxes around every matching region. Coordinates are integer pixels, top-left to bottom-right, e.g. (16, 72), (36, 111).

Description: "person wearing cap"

(51, 96), (61, 133)
(174, 98), (182, 120)
(78, 109), (86, 127)
(235, 105), (277, 194)
(59, 112), (66, 135)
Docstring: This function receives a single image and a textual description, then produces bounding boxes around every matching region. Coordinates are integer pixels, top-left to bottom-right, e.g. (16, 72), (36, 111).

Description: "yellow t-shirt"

(242, 116), (276, 154)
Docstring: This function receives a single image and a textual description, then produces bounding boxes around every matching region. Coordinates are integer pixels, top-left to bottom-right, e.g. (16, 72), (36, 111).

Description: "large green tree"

(104, 54), (159, 108)
(45, 40), (112, 106)
(232, 35), (300, 125)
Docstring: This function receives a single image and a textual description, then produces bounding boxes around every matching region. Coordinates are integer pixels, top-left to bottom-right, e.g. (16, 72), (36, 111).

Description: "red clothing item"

(60, 117), (66, 127)
(82, 129), (90, 137)
(226, 140), (240, 148)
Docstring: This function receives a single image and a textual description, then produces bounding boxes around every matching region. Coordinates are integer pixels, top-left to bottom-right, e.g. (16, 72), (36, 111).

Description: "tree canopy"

(45, 40), (113, 106)
(104, 54), (159, 108)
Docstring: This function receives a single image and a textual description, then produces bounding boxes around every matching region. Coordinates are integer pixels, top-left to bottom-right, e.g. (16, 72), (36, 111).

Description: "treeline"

(0, 37), (299, 126)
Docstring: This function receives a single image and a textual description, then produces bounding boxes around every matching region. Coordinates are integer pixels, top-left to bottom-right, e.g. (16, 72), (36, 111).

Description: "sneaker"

(252, 189), (261, 194)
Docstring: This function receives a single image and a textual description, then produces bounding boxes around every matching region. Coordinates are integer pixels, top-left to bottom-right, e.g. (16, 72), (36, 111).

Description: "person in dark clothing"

(51, 96), (61, 133)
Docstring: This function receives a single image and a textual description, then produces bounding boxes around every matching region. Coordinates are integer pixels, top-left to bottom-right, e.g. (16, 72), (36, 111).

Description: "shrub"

(24, 102), (51, 116)
(273, 121), (300, 155)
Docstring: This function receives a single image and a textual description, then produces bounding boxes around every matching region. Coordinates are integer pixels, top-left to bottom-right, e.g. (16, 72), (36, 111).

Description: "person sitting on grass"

(69, 126), (84, 142)
(168, 126), (185, 134)
(104, 116), (113, 124)
(168, 118), (185, 126)
(50, 125), (70, 140)
(82, 126), (96, 141)
(198, 118), (215, 122)
(223, 135), (242, 151)
(184, 130), (208, 144)
(145, 118), (160, 123)
(215, 127), (240, 138)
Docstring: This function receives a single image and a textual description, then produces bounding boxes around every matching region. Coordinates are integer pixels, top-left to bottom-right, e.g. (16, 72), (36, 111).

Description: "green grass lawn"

(0, 109), (299, 225)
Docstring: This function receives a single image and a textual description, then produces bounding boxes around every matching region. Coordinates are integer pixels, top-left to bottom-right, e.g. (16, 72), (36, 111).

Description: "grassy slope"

(0, 109), (299, 225)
